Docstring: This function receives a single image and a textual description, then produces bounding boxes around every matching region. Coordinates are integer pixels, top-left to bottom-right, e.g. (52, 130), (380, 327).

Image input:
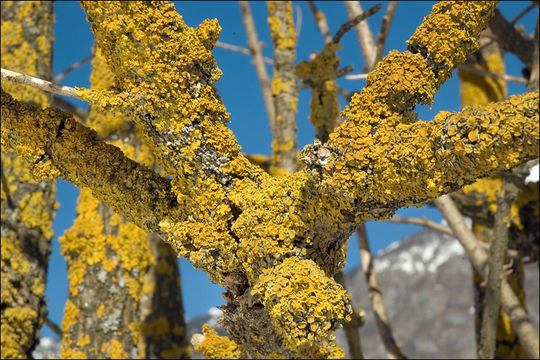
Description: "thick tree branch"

(267, 1), (299, 174)
(1, 89), (181, 235)
(487, 8), (535, 68)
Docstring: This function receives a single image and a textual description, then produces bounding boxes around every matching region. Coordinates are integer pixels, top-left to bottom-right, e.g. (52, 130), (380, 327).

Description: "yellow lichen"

(194, 324), (245, 359)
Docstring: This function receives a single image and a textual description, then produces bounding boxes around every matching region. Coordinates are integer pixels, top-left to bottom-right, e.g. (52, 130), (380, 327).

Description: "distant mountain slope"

(336, 229), (539, 359)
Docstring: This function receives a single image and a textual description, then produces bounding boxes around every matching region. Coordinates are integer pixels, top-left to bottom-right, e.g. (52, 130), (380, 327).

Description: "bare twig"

(510, 3), (536, 25)
(387, 215), (454, 237)
(344, 1), (377, 71)
(334, 271), (365, 359)
(345, 73), (369, 80)
(53, 95), (89, 120)
(45, 317), (62, 339)
(2, 68), (81, 99)
(217, 41), (274, 65)
(374, 1), (398, 65)
(356, 224), (407, 359)
(332, 4), (382, 45)
(434, 195), (540, 359)
(387, 215), (520, 258)
(307, 1), (332, 44)
(459, 64), (528, 84)
(478, 177), (521, 359)
(53, 54), (93, 83)
(527, 20), (539, 92)
(238, 1), (276, 133)
(294, 4), (302, 38)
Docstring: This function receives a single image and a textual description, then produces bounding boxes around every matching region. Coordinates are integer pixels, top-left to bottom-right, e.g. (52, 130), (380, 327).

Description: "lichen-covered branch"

(59, 48), (189, 359)
(1, 90), (182, 235)
(1, 2), (55, 358)
(3, 2), (539, 358)
(267, 1), (299, 174)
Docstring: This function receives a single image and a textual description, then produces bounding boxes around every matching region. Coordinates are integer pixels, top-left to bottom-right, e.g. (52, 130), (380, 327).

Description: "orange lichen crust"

(252, 257), (350, 359)
(1, 89), (182, 234)
(1, 2), (55, 359)
(324, 91), (539, 222)
(407, 1), (498, 89)
(267, 1), (299, 174)
(194, 324), (246, 359)
(58, 47), (189, 359)
(296, 42), (341, 142)
(3, 2), (539, 358)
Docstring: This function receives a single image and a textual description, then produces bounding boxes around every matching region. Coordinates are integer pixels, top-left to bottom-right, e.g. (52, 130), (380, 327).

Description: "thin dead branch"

(53, 95), (89, 120)
(356, 224), (407, 359)
(344, 1), (377, 71)
(45, 317), (63, 339)
(239, 1), (276, 133)
(334, 271), (365, 359)
(374, 1), (398, 65)
(2, 68), (81, 99)
(217, 40), (274, 65)
(434, 195), (540, 359)
(459, 64), (528, 84)
(53, 54), (93, 83)
(478, 176), (521, 359)
(307, 1), (332, 44)
(332, 4), (382, 45)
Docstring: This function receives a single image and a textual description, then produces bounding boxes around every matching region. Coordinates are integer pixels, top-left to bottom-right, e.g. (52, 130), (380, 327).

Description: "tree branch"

(478, 176), (521, 359)
(344, 1), (377, 71)
(217, 40), (274, 65)
(459, 63), (528, 84)
(332, 4), (382, 45)
(1, 89), (181, 235)
(434, 195), (540, 359)
(487, 8), (535, 68)
(238, 1), (276, 134)
(2, 68), (81, 99)
(53, 53), (93, 83)
(307, 1), (332, 44)
(356, 224), (407, 359)
(267, 1), (299, 174)
(374, 1), (398, 66)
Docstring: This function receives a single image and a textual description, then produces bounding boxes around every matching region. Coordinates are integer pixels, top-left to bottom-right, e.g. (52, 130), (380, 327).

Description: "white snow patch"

(525, 163), (539, 184)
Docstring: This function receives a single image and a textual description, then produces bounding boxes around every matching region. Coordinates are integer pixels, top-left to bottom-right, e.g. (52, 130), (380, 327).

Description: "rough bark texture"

(268, 1), (299, 175)
(1, 2), (55, 358)
(59, 49), (189, 359)
(456, 32), (536, 359)
(1, 2), (538, 359)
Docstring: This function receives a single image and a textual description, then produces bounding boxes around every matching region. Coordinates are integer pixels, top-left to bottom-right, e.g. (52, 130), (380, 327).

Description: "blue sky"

(40, 1), (537, 339)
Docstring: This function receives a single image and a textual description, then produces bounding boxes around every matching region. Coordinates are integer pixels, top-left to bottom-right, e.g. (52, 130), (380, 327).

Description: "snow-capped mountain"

(335, 229), (539, 359)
